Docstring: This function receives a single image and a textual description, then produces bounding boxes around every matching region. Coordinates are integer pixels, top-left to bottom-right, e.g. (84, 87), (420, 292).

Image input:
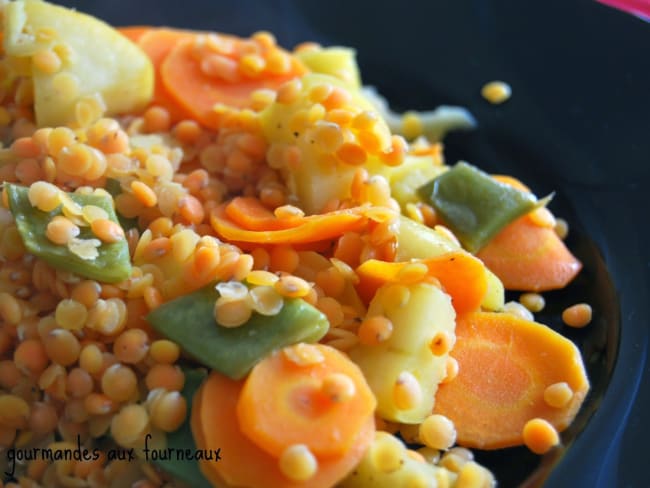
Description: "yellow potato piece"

(349, 283), (455, 423)
(3, 0), (153, 127)
(295, 46), (362, 89)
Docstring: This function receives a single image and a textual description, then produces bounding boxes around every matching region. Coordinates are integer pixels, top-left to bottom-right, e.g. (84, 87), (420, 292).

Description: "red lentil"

(522, 418), (559, 454)
(562, 303), (592, 328)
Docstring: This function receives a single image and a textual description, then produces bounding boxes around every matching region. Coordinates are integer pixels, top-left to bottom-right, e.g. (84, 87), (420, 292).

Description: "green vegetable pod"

(146, 285), (329, 380)
(418, 161), (550, 253)
(6, 183), (132, 283)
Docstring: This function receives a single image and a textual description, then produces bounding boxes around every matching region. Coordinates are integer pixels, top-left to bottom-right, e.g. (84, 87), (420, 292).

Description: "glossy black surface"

(54, 1), (650, 486)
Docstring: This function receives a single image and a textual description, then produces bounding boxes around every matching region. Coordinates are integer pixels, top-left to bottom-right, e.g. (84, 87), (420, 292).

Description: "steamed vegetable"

(433, 311), (590, 449)
(482, 267), (505, 311)
(6, 183), (132, 283)
(363, 86), (477, 142)
(349, 282), (455, 423)
(355, 251), (488, 315)
(394, 214), (460, 260)
(294, 46), (361, 88)
(132, 27), (195, 121)
(3, 0), (153, 126)
(160, 34), (307, 128)
(418, 162), (546, 253)
(224, 196), (303, 231)
(236, 343), (376, 458)
(146, 285), (329, 379)
(259, 73), (393, 214)
(394, 215), (504, 311)
(382, 152), (446, 209)
(209, 202), (371, 246)
(339, 431), (457, 488)
(192, 367), (375, 488)
(476, 213), (583, 292)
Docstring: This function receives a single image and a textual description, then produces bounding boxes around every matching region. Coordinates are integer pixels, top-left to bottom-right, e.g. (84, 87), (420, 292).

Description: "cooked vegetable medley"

(0, 1), (591, 487)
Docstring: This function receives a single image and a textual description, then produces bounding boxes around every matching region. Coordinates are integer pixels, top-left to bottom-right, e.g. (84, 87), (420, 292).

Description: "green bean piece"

(146, 285), (329, 380)
(6, 183), (132, 283)
(151, 367), (214, 488)
(418, 162), (546, 253)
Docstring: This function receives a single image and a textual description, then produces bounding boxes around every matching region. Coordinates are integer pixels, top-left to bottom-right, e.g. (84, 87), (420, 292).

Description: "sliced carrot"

(160, 37), (307, 128)
(116, 25), (152, 43)
(224, 196), (302, 231)
(480, 173), (580, 291)
(236, 344), (376, 459)
(136, 28), (196, 121)
(192, 370), (375, 488)
(476, 215), (582, 292)
(355, 251), (488, 315)
(210, 204), (369, 245)
(433, 311), (589, 450)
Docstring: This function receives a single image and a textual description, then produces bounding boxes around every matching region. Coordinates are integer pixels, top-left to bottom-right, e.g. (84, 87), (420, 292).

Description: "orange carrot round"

(160, 37), (307, 129)
(191, 369), (375, 488)
(433, 311), (589, 450)
(476, 215), (582, 292)
(136, 28), (197, 121)
(236, 344), (376, 459)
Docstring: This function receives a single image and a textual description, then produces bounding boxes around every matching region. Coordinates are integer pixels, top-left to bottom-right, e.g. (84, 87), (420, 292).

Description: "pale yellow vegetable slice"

(349, 282), (455, 423)
(260, 73), (390, 214)
(295, 46), (362, 89)
(3, 0), (153, 127)
(339, 431), (456, 488)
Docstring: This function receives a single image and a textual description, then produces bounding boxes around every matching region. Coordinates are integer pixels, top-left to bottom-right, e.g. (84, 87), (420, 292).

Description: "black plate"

(54, 1), (650, 486)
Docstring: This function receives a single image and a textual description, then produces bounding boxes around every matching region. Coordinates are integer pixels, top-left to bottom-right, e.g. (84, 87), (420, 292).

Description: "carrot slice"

(192, 370), (375, 488)
(161, 37), (307, 128)
(355, 251), (488, 315)
(224, 196), (302, 231)
(433, 311), (589, 450)
(476, 215), (582, 292)
(117, 25), (152, 43)
(209, 204), (369, 245)
(136, 28), (196, 121)
(236, 344), (376, 459)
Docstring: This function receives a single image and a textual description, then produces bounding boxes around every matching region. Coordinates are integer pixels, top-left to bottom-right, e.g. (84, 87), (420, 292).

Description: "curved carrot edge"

(161, 37), (307, 129)
(225, 196), (303, 231)
(192, 371), (375, 488)
(209, 204), (369, 245)
(135, 27), (198, 121)
(433, 311), (590, 450)
(476, 215), (582, 292)
(236, 345), (377, 459)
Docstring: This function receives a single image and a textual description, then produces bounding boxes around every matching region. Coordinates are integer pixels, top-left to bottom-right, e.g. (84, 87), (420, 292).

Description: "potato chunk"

(349, 282), (455, 423)
(3, 0), (153, 127)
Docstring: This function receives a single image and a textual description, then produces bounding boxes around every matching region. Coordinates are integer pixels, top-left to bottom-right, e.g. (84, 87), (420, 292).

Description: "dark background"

(54, 1), (650, 486)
